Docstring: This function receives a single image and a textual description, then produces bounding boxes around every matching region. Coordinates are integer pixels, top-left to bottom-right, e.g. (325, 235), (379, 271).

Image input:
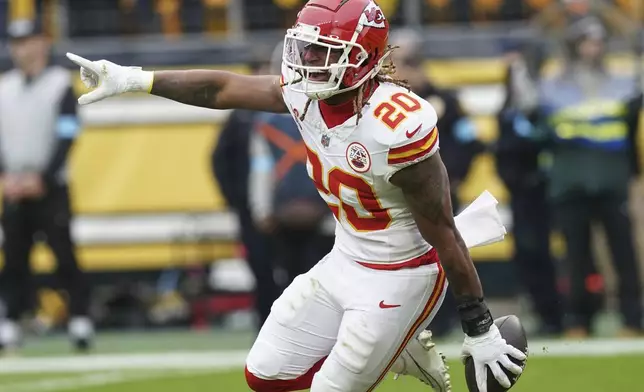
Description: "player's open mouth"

(306, 71), (330, 82)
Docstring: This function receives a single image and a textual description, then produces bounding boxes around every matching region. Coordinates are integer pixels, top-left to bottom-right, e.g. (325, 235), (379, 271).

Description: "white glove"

(461, 324), (526, 392)
(66, 52), (154, 105)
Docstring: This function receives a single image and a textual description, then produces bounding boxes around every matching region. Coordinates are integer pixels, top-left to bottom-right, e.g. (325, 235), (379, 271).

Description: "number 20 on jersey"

(304, 92), (421, 232)
(374, 92), (421, 130)
(306, 146), (392, 232)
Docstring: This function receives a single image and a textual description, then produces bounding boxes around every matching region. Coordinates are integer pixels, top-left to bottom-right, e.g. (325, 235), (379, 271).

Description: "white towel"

(454, 190), (507, 249)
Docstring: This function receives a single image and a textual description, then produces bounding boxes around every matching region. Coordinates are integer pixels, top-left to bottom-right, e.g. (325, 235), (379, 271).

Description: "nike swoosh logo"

(379, 301), (401, 309)
(406, 124), (422, 138)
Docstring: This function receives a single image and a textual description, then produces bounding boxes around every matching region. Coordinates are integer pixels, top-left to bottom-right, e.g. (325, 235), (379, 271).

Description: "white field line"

(0, 350), (248, 374)
(1, 338), (643, 376)
(2, 369), (213, 392)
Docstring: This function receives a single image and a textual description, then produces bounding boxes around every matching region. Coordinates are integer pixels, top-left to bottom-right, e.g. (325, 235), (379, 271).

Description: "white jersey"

(281, 68), (440, 269)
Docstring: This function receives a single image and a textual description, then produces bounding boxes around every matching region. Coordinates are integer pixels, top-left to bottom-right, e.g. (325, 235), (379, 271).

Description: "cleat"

(73, 337), (92, 353)
(68, 317), (95, 353)
(391, 330), (451, 391)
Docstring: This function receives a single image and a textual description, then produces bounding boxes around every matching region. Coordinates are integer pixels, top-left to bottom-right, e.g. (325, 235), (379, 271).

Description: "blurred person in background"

(212, 56), (280, 332)
(389, 29), (485, 338)
(511, 16), (643, 337)
(248, 42), (334, 289)
(0, 18), (93, 353)
(534, 0), (639, 46)
(494, 41), (564, 336)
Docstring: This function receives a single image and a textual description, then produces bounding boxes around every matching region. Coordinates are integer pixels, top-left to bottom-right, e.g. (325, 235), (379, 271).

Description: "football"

(464, 315), (528, 392)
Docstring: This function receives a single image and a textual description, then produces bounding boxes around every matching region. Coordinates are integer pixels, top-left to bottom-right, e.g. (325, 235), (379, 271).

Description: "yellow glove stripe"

(147, 71), (155, 93)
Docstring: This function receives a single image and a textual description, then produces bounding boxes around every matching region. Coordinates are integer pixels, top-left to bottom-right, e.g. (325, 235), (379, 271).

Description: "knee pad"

(334, 318), (377, 375)
(246, 341), (283, 381)
(270, 274), (320, 327)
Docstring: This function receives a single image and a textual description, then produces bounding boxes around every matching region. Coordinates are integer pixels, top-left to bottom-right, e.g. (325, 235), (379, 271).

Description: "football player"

(66, 1), (526, 391)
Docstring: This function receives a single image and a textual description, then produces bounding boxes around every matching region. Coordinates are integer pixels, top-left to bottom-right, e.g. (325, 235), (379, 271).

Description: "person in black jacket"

(211, 60), (279, 331)
(494, 44), (565, 336)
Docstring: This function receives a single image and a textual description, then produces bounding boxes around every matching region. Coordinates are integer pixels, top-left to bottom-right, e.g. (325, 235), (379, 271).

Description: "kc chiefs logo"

(360, 2), (386, 29)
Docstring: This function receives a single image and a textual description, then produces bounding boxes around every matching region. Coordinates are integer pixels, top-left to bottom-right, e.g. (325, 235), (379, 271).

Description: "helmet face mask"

(283, 23), (369, 100)
(280, 0), (390, 101)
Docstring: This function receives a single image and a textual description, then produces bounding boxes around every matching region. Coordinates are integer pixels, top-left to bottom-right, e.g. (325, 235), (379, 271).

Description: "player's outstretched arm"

(390, 153), (526, 392)
(150, 71), (287, 112)
(66, 53), (287, 113)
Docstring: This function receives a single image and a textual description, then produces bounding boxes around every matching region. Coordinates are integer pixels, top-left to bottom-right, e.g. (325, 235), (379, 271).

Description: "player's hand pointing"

(66, 53), (154, 105)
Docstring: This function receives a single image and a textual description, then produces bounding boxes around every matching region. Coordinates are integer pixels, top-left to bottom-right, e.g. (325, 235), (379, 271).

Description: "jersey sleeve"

(383, 106), (439, 182)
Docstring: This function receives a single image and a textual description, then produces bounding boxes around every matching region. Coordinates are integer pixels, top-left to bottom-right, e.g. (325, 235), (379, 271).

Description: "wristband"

(456, 296), (493, 336)
(126, 69), (154, 94)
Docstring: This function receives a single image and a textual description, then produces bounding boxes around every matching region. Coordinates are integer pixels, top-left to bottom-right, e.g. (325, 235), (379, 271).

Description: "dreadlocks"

(298, 45), (410, 124)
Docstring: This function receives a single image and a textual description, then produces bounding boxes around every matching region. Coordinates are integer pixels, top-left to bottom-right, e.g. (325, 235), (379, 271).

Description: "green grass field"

(1, 330), (643, 391)
(3, 357), (644, 392)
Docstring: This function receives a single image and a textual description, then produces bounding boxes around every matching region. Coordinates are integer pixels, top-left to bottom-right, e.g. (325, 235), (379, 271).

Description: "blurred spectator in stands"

(494, 40), (564, 336)
(119, 0), (147, 36)
(471, 0), (503, 22)
(500, 0), (526, 21)
(211, 56), (279, 332)
(248, 42), (334, 288)
(389, 29), (484, 337)
(0, 18), (93, 353)
(67, 0), (156, 37)
(245, 0), (296, 30)
(511, 16), (643, 338)
(533, 0), (639, 61)
(153, 0), (181, 37)
(203, 0), (229, 36)
(424, 0), (453, 24)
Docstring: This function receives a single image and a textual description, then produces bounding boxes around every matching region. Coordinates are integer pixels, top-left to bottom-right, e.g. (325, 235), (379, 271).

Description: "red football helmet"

(282, 0), (390, 100)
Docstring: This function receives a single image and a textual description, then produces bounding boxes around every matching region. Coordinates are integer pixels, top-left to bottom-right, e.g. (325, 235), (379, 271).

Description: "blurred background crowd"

(0, 0), (641, 38)
(0, 0), (644, 354)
